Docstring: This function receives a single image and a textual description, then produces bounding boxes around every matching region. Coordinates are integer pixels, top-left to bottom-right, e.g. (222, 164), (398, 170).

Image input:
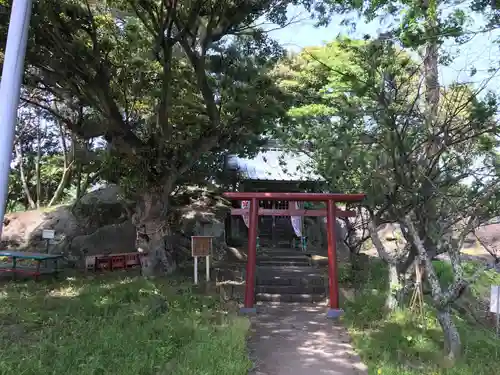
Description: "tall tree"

(276, 38), (500, 362)
(11, 102), (78, 209)
(0, 0), (337, 274)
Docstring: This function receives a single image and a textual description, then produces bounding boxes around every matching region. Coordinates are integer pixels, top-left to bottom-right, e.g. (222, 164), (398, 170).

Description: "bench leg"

(53, 258), (60, 279)
(12, 257), (17, 281)
(35, 261), (41, 281)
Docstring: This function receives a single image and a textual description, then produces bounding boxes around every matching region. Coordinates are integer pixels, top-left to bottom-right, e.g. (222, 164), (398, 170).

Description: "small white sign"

(42, 229), (55, 239)
(490, 286), (500, 313)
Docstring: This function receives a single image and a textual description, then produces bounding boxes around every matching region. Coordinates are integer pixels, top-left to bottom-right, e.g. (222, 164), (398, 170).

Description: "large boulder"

(1, 185), (233, 266)
(1, 206), (82, 254)
(70, 221), (137, 256)
(72, 184), (131, 233)
(170, 188), (230, 260)
(1, 185), (133, 260)
(303, 217), (350, 261)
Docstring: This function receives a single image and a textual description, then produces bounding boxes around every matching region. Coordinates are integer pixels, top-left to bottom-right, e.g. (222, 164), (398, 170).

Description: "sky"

(264, 5), (500, 94)
(259, 4), (500, 185)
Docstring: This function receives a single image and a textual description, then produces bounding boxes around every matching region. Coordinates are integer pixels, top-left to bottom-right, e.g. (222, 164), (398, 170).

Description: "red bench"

(86, 252), (146, 272)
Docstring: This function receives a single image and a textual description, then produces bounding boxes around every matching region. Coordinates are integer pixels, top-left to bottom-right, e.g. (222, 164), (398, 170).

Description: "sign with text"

(191, 236), (213, 257)
(42, 229), (55, 239)
(490, 285), (500, 314)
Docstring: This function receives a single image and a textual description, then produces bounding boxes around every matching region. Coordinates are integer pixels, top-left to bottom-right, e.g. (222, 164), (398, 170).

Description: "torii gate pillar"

(223, 192), (365, 319)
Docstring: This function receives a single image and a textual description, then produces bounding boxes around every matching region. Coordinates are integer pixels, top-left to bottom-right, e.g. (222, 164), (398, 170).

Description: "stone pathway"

(248, 303), (368, 375)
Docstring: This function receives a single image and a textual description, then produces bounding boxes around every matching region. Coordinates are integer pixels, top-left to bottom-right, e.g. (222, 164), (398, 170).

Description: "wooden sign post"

(191, 236), (213, 285)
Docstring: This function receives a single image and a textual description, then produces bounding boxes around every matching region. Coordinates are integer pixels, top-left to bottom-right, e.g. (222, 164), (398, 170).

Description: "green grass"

(342, 259), (500, 375)
(0, 272), (251, 375)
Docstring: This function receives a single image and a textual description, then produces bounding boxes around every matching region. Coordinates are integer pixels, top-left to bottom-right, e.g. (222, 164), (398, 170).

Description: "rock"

(172, 188), (230, 260)
(303, 217), (350, 261)
(1, 185), (233, 268)
(176, 191), (228, 239)
(1, 185), (133, 259)
(80, 184), (122, 205)
(69, 221), (137, 256)
(72, 184), (131, 233)
(1, 206), (82, 254)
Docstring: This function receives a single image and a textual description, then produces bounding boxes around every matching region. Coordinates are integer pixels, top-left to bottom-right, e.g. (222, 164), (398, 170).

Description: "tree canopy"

(0, 0), (299, 274)
(275, 35), (500, 359)
(3, 0), (500, 362)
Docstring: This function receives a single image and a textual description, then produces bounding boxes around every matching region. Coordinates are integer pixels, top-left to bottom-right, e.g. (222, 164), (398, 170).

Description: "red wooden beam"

(326, 199), (341, 318)
(230, 208), (356, 217)
(223, 192), (365, 202)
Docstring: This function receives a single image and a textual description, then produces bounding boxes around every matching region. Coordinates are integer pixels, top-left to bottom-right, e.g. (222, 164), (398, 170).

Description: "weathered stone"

(70, 221), (137, 256)
(1, 185), (233, 269)
(303, 217), (350, 261)
(72, 184), (131, 233)
(1, 185), (131, 257)
(173, 188), (230, 261)
(1, 206), (82, 254)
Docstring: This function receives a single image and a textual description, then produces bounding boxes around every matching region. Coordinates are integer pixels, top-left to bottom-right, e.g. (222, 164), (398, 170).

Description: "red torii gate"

(223, 192), (366, 319)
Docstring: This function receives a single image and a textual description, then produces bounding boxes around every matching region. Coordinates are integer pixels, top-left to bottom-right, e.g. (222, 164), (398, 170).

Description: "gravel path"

(248, 303), (368, 375)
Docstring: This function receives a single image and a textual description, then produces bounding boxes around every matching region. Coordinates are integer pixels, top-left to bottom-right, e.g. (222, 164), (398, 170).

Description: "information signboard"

(191, 236), (212, 257)
(191, 236), (213, 285)
(42, 229), (55, 239)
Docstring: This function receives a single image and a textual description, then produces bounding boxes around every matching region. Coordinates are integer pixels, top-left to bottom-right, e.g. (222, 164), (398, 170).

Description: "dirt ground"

(248, 303), (368, 375)
(362, 245), (496, 264)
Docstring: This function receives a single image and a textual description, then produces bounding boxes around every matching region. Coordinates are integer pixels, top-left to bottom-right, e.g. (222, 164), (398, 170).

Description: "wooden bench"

(85, 252), (145, 272)
(0, 251), (63, 280)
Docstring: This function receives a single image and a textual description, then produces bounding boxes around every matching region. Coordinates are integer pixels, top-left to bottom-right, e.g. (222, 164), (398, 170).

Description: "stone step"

(257, 258), (310, 265)
(258, 253), (304, 259)
(257, 260), (311, 267)
(256, 265), (322, 275)
(257, 254), (308, 260)
(255, 293), (326, 303)
(256, 276), (325, 287)
(256, 285), (327, 295)
(259, 247), (300, 252)
(256, 270), (325, 286)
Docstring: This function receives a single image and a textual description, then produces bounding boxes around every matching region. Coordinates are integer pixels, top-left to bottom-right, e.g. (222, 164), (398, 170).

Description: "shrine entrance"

(257, 199), (295, 248)
(223, 192), (366, 319)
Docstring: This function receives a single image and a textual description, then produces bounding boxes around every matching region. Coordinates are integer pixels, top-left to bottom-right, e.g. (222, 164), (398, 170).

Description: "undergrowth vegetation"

(343, 259), (500, 375)
(0, 273), (251, 375)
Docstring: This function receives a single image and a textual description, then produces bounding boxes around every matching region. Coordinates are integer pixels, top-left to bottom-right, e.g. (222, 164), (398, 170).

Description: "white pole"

(206, 255), (210, 282)
(496, 287), (499, 337)
(194, 256), (198, 285)
(0, 0), (33, 238)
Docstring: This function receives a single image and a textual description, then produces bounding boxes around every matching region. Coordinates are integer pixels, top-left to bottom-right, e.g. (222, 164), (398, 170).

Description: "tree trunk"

(133, 185), (176, 277)
(420, 0), (441, 249)
(35, 117), (42, 208)
(436, 308), (461, 364)
(368, 220), (406, 311)
(15, 146), (36, 209)
(80, 170), (100, 196)
(75, 161), (83, 200)
(405, 217), (464, 362)
(48, 121), (74, 206)
(48, 163), (73, 206)
(386, 262), (400, 311)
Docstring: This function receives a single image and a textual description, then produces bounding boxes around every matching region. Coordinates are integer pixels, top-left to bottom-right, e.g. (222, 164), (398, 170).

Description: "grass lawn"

(0, 272), (251, 375)
(342, 258), (500, 375)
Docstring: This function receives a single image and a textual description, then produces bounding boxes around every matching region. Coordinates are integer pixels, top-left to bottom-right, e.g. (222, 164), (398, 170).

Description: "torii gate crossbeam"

(223, 192), (365, 319)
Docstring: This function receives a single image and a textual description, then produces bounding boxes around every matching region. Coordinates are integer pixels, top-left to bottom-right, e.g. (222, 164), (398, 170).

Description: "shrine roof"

(226, 148), (324, 182)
